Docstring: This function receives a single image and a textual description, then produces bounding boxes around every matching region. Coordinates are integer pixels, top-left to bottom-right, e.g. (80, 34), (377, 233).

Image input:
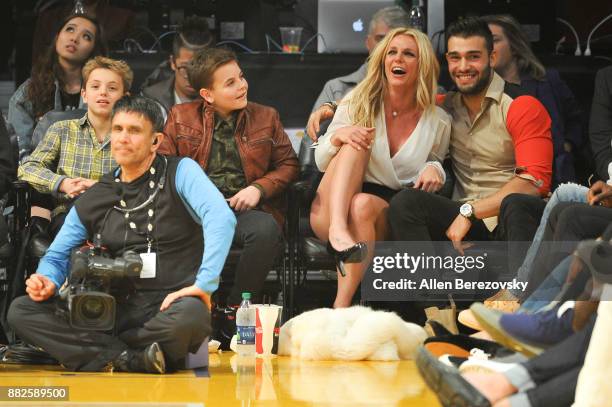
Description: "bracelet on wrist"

(321, 101), (338, 112)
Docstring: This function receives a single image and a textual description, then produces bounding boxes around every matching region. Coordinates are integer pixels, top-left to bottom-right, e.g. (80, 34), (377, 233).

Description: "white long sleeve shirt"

(315, 94), (451, 190)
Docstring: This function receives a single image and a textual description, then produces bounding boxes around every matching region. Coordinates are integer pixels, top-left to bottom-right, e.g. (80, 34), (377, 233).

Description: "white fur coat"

(278, 306), (427, 361)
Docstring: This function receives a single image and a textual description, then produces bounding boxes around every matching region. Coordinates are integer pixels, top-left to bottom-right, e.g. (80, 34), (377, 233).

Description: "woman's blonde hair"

(347, 27), (439, 127)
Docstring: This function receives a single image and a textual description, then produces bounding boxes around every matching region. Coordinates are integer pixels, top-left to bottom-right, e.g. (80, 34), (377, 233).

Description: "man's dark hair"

(172, 16), (214, 56)
(446, 17), (494, 55)
(187, 47), (238, 91)
(112, 96), (165, 133)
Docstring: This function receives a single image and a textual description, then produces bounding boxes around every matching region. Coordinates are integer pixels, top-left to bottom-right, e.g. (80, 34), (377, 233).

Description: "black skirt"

(361, 182), (400, 203)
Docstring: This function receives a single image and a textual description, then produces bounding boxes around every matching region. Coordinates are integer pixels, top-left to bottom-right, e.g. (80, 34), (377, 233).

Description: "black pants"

(387, 189), (492, 244)
(388, 189), (548, 242)
(388, 190), (553, 299)
(227, 210), (283, 305)
(529, 203), (612, 292)
(7, 291), (210, 372)
(523, 315), (596, 407)
(497, 193), (546, 274)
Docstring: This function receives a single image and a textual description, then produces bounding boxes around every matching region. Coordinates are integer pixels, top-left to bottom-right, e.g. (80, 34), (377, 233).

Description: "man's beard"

(456, 65), (492, 96)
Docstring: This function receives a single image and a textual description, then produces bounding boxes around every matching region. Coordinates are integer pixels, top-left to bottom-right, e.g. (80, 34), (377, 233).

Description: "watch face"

(460, 203), (472, 217)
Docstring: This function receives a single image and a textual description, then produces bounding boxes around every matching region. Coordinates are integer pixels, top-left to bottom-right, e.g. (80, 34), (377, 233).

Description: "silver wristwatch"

(459, 203), (477, 221)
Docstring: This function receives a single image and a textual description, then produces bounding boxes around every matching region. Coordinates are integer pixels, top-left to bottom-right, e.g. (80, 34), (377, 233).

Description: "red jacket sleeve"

(506, 95), (553, 196)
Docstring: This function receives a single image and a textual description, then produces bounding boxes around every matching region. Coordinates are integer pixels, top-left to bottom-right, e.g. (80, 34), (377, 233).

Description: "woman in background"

(8, 13), (107, 159)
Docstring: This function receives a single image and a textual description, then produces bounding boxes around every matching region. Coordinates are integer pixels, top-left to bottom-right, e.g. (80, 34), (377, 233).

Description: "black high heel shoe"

(326, 241), (368, 277)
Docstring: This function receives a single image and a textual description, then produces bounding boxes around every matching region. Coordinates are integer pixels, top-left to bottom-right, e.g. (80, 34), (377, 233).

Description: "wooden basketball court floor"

(0, 352), (441, 406)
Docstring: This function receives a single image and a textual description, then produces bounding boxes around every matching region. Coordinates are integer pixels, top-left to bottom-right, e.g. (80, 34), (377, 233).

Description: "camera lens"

(81, 297), (106, 320)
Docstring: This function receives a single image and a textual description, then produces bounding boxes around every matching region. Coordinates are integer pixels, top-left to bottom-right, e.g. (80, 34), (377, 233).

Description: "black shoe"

(424, 334), (512, 359)
(212, 305), (237, 351)
(416, 347), (491, 407)
(113, 342), (166, 374)
(28, 216), (52, 258)
(577, 239), (612, 284)
(326, 241), (367, 277)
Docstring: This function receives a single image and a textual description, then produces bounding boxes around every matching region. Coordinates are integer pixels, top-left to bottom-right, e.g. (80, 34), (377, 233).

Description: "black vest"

(74, 155), (204, 291)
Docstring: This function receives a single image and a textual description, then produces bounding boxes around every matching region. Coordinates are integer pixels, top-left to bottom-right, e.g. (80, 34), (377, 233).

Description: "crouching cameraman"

(7, 96), (236, 373)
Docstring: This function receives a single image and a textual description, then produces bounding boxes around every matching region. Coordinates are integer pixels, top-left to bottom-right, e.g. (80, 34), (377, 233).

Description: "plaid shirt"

(18, 114), (115, 214)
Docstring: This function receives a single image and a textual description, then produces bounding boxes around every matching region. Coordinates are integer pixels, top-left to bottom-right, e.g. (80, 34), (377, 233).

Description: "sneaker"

(438, 354), (467, 368)
(424, 334), (510, 359)
(211, 305), (238, 350)
(416, 347), (491, 407)
(113, 342), (166, 374)
(459, 358), (517, 375)
(483, 289), (520, 313)
(458, 309), (482, 331)
(439, 348), (490, 369)
(470, 303), (544, 357)
(499, 302), (574, 347)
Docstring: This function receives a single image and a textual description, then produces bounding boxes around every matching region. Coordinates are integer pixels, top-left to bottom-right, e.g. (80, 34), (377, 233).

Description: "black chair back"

(31, 109), (87, 151)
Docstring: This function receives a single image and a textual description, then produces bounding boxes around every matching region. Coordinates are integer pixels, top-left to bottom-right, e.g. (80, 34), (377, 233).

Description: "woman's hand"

(414, 165), (444, 192)
(330, 126), (375, 151)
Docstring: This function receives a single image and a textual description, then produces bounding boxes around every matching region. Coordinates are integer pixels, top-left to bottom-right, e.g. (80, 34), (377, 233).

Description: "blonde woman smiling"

(312, 27), (451, 308)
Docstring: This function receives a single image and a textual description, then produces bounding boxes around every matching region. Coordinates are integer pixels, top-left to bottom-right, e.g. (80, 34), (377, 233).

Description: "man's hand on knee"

(160, 285), (211, 312)
(446, 215), (473, 256)
(306, 104), (336, 141)
(25, 274), (56, 302)
(588, 181), (612, 208)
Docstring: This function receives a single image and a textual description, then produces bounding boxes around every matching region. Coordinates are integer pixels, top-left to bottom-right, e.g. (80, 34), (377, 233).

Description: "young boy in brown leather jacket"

(159, 47), (298, 348)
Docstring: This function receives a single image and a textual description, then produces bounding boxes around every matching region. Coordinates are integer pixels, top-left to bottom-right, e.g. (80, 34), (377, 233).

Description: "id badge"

(139, 252), (157, 278)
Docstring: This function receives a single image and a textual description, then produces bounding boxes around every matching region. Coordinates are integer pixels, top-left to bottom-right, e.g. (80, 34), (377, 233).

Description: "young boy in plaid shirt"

(18, 56), (132, 236)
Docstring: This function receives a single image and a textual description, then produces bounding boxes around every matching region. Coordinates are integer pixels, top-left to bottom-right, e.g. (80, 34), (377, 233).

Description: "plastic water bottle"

(236, 292), (256, 356)
(409, 0), (425, 33)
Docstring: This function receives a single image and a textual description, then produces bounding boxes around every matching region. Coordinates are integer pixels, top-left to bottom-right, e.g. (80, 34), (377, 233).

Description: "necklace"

(390, 108), (409, 119)
(112, 155), (167, 243)
(390, 106), (410, 118)
(390, 107), (422, 121)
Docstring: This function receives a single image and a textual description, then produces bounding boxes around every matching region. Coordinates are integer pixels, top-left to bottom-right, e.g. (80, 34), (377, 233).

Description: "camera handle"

(92, 233), (103, 255)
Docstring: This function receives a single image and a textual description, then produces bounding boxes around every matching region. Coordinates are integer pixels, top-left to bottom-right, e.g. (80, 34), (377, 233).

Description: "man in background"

(142, 16), (214, 114)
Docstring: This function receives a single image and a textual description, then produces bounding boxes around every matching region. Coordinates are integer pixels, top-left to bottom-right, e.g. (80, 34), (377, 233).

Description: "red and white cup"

(254, 305), (282, 355)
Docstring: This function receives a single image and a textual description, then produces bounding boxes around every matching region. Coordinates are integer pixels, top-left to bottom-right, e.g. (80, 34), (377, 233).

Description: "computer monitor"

(317, 0), (395, 53)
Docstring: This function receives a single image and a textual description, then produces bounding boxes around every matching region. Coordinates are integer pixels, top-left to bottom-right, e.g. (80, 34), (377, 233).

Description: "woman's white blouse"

(315, 96), (452, 191)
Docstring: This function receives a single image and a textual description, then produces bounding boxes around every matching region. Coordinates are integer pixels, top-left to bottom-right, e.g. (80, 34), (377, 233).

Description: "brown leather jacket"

(160, 100), (299, 226)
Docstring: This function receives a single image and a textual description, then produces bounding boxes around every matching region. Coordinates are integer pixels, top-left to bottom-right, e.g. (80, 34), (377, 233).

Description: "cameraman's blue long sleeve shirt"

(37, 157), (236, 294)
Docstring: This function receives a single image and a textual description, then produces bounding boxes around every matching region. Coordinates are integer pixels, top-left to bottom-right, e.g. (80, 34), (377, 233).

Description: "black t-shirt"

(60, 89), (80, 111)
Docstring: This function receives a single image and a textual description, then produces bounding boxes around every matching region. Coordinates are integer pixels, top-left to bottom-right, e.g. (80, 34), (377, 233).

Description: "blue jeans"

(520, 255), (572, 313)
(510, 183), (588, 298)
